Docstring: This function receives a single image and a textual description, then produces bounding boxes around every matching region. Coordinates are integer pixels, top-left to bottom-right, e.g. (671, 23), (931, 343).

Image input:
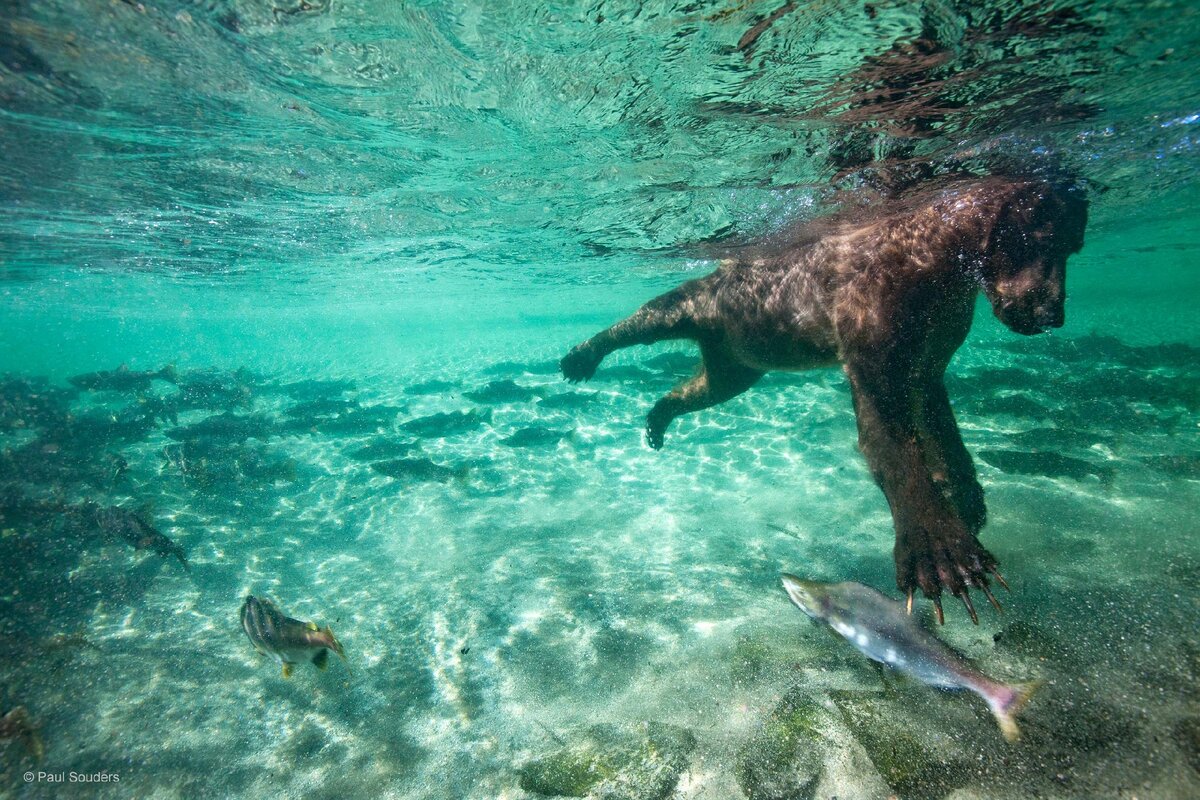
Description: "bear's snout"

(995, 292), (1065, 335)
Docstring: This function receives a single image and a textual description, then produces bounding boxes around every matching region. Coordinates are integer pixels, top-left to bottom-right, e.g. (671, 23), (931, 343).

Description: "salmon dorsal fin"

(306, 621), (319, 631)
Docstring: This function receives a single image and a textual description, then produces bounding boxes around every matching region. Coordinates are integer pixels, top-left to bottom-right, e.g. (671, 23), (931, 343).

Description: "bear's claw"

(896, 526), (999, 624)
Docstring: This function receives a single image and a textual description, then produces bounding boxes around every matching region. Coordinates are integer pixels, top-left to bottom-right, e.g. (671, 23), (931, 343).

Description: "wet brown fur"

(561, 177), (1087, 609)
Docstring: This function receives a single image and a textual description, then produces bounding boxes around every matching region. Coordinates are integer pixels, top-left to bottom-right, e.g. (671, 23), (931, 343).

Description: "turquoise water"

(1, 1), (1198, 798)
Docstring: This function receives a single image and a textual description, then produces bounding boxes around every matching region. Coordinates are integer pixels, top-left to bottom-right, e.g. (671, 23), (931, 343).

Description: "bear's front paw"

(895, 524), (1004, 625)
(560, 345), (601, 383)
(938, 479), (987, 534)
(956, 481), (988, 534)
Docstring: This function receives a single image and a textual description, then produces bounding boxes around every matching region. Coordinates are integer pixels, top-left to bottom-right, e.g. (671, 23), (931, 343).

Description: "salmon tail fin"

(324, 626), (350, 675)
(988, 679), (1043, 742)
(324, 626), (345, 658)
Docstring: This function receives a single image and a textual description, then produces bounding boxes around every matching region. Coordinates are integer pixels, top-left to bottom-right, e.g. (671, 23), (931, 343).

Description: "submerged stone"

(734, 686), (826, 800)
(517, 722), (695, 800)
(1174, 716), (1200, 775)
(832, 690), (975, 800)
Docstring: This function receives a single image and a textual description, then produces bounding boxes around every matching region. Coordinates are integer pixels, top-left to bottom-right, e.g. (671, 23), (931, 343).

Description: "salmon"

(781, 574), (1039, 740)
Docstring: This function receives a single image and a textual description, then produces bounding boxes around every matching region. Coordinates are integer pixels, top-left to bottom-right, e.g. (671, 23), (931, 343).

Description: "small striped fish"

(240, 595), (346, 678)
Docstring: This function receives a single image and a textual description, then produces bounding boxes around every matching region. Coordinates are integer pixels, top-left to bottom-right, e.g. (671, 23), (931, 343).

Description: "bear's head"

(976, 182), (1088, 335)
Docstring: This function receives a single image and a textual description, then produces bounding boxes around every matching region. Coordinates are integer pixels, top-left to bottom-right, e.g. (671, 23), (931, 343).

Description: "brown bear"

(561, 176), (1088, 623)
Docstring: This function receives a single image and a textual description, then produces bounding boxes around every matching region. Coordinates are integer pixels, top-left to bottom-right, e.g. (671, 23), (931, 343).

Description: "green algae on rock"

(734, 686), (828, 800)
(517, 722), (695, 799)
(727, 635), (788, 684)
(1175, 717), (1200, 775)
(831, 690), (976, 800)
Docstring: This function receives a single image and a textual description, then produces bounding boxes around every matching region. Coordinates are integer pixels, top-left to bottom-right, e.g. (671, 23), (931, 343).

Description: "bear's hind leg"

(645, 343), (762, 449)
(561, 283), (708, 383)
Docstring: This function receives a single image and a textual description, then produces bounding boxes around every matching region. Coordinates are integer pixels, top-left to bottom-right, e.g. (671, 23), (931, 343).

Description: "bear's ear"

(981, 183), (1043, 256)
